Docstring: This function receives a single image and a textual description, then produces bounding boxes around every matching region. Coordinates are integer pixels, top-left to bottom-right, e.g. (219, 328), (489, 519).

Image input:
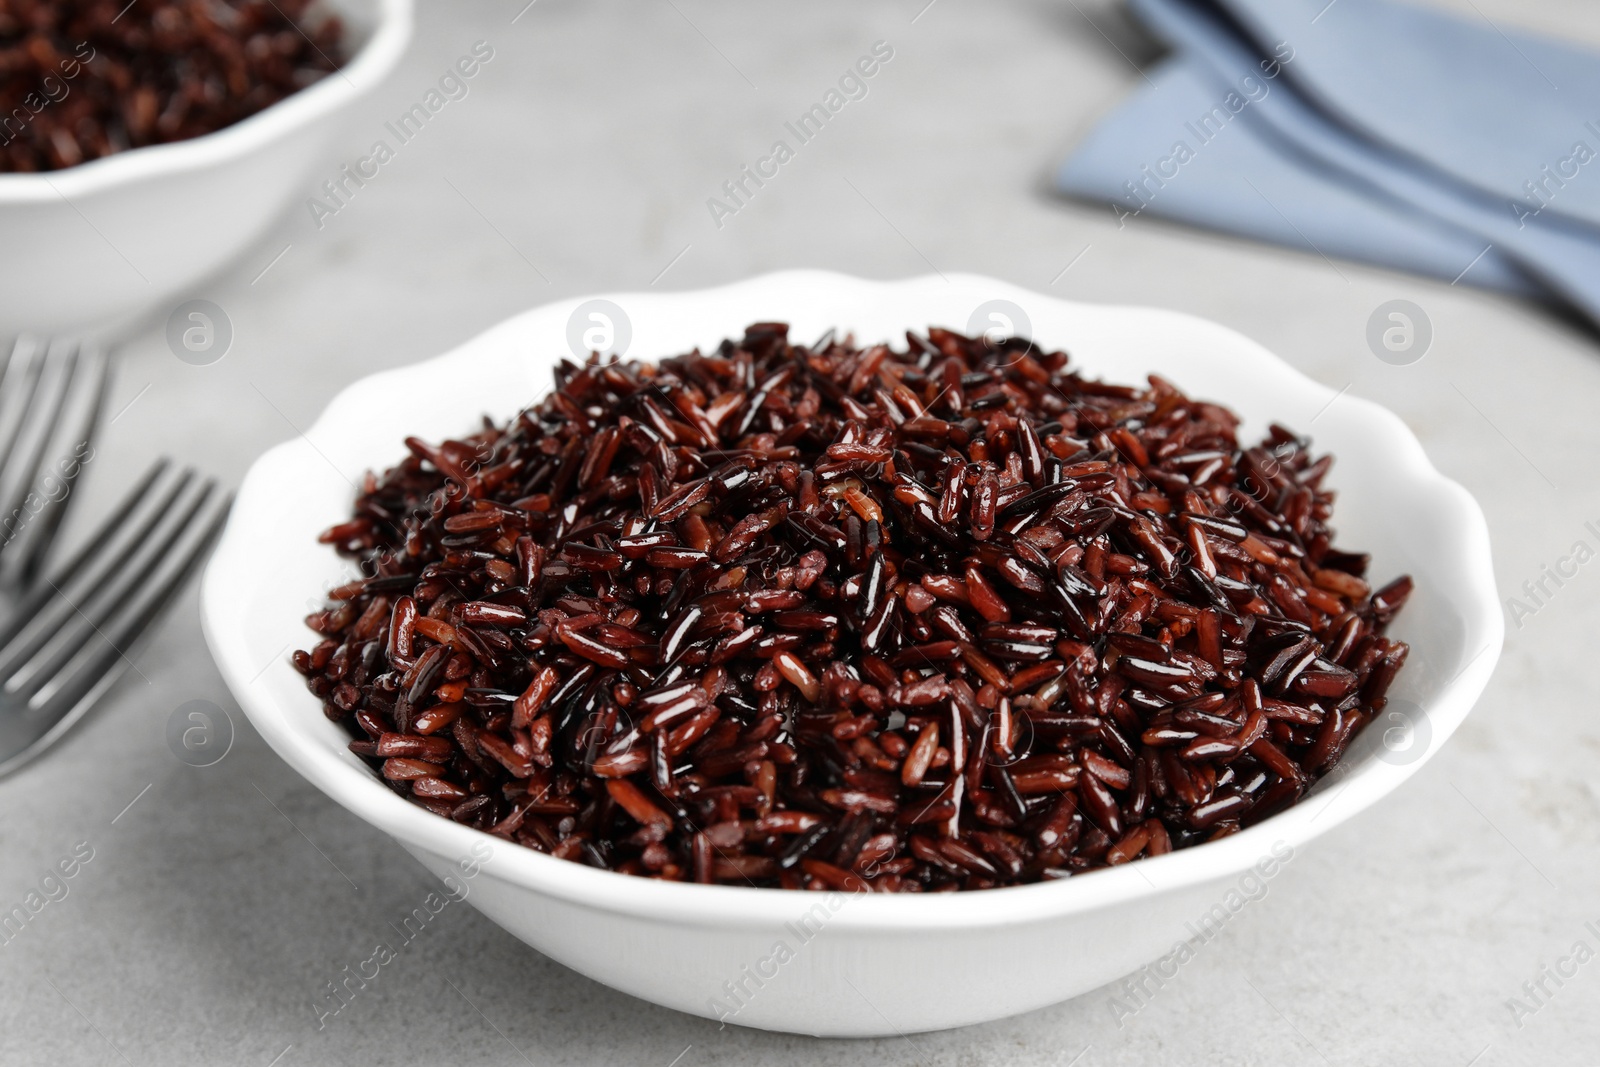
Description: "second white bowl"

(0, 0), (411, 338)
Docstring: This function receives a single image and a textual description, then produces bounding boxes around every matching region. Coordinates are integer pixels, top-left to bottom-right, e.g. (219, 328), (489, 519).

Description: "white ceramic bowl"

(0, 0), (411, 338)
(201, 271), (1501, 1037)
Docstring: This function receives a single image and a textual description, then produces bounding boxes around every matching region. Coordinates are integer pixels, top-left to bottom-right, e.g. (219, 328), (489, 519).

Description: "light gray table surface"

(4, 1), (1598, 1064)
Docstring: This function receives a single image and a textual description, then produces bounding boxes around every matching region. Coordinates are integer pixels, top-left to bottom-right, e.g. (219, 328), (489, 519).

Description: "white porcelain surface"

(0, 0), (410, 338)
(200, 271), (1502, 1037)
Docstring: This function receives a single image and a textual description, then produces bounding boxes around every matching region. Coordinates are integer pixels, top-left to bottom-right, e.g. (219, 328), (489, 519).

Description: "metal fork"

(0, 337), (111, 588)
(0, 460), (231, 777)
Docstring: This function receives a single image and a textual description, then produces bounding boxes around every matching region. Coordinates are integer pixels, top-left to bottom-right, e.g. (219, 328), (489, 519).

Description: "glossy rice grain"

(296, 323), (1413, 891)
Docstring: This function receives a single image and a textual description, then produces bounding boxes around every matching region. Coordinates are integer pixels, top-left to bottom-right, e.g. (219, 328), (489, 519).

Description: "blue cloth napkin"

(1057, 0), (1600, 322)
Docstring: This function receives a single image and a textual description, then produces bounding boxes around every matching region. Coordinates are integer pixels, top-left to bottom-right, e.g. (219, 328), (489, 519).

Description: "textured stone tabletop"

(3, 1), (1598, 1064)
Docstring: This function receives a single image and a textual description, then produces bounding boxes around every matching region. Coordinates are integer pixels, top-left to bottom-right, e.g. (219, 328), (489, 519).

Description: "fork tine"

(0, 342), (83, 542)
(0, 342), (70, 574)
(0, 339), (67, 487)
(0, 481), (230, 778)
(0, 458), (175, 660)
(1, 468), (211, 697)
(25, 482), (231, 725)
(0, 338), (46, 478)
(3, 344), (111, 587)
(0, 339), (20, 437)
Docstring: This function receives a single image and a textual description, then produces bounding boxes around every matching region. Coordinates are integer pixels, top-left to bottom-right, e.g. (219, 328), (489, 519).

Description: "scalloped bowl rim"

(0, 0), (412, 203)
(202, 270), (1501, 932)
